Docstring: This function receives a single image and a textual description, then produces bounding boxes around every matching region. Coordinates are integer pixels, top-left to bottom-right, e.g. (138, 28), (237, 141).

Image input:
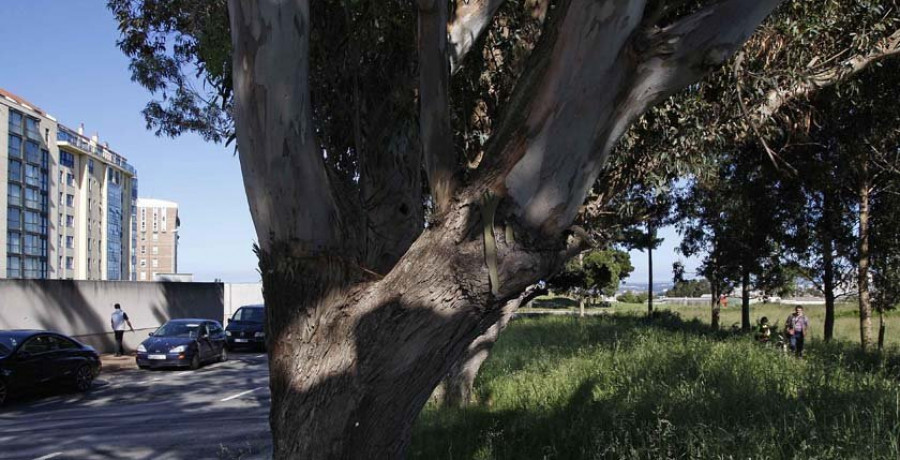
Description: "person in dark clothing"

(785, 306), (810, 357)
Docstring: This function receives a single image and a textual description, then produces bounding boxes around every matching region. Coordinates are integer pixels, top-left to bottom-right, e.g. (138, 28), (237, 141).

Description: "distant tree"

(548, 248), (633, 298)
(667, 278), (712, 298)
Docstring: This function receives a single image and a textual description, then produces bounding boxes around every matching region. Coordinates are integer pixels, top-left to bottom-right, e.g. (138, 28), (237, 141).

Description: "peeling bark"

(418, 0), (457, 215)
(448, 0), (506, 73)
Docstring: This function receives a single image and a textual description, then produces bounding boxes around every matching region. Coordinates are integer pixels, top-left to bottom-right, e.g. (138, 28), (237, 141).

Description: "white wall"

(224, 282), (264, 321)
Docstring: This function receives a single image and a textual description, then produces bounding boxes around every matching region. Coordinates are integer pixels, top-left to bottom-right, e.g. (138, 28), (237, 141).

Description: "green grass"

(411, 312), (900, 459)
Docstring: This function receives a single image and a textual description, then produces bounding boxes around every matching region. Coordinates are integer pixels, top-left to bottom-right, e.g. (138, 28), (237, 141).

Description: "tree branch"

(418, 0), (458, 215)
(229, 0), (346, 253)
(756, 27), (900, 121)
(448, 0), (506, 74)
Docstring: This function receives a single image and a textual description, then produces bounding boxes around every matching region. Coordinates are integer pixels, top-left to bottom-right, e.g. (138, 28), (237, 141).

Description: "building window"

(66, 194), (75, 207)
(24, 141), (40, 165)
(66, 257), (74, 270)
(139, 272), (147, 281)
(140, 246), (146, 254)
(140, 259), (147, 268)
(66, 215), (75, 228)
(7, 207), (22, 231)
(7, 255), (21, 278)
(9, 110), (23, 132)
(24, 211), (40, 233)
(152, 233), (158, 241)
(88, 158), (94, 173)
(67, 173), (75, 187)
(41, 149), (49, 169)
(8, 160), (22, 182)
(152, 246), (159, 255)
(24, 187), (40, 210)
(23, 256), (42, 279)
(152, 259), (159, 268)
(7, 184), (22, 206)
(60, 151), (75, 168)
(25, 117), (40, 140)
(24, 234), (42, 256)
(8, 134), (22, 158)
(7, 232), (21, 254)
(66, 236), (74, 249)
(25, 164), (40, 187)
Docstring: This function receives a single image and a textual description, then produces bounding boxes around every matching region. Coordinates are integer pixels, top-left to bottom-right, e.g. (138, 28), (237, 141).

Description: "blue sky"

(0, 1), (699, 284)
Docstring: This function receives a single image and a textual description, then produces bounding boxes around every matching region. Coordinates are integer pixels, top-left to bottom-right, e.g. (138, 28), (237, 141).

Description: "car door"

(13, 335), (54, 388)
(198, 323), (214, 361)
(209, 322), (226, 355)
(48, 335), (84, 381)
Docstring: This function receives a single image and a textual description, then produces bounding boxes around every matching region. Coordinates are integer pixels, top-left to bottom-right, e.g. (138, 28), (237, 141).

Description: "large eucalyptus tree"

(111, 0), (782, 457)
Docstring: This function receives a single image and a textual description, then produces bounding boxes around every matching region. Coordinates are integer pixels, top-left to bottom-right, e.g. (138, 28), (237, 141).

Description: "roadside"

(99, 353), (138, 373)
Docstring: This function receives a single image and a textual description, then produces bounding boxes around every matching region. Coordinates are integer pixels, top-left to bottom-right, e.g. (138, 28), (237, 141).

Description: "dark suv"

(225, 305), (266, 351)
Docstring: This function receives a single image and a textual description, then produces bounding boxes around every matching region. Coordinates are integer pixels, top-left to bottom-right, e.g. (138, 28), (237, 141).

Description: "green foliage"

(412, 314), (900, 459)
(616, 291), (648, 305)
(548, 248), (633, 297)
(666, 278), (711, 298)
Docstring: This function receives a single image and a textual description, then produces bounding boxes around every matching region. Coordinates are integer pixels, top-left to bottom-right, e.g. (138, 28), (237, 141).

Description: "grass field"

(411, 312), (900, 459)
(526, 296), (900, 347)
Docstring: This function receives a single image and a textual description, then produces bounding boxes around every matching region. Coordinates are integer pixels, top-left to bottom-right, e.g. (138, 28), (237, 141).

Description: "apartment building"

(135, 198), (179, 281)
(1, 88), (138, 280)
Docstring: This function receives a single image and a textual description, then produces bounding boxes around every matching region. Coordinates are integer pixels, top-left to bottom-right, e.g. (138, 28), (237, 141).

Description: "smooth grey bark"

(228, 0), (783, 457)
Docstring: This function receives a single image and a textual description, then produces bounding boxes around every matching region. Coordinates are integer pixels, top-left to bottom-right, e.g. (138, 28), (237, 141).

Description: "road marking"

(220, 387), (264, 402)
(175, 371), (193, 376)
(255, 354), (265, 358)
(32, 453), (63, 460)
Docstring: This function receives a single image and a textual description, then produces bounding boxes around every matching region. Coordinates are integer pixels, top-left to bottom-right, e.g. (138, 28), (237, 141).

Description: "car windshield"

(0, 334), (20, 357)
(154, 322), (201, 338)
(233, 307), (264, 323)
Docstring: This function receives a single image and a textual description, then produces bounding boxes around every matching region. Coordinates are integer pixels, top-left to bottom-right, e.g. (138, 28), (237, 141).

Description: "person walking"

(785, 306), (810, 357)
(110, 303), (135, 357)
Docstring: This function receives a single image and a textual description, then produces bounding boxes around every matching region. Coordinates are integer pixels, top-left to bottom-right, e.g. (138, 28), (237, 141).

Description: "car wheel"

(189, 354), (201, 370)
(74, 365), (94, 392)
(219, 347), (228, 363)
(0, 379), (7, 406)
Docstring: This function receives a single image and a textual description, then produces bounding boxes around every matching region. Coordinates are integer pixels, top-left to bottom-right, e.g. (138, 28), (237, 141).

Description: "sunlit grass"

(411, 313), (900, 459)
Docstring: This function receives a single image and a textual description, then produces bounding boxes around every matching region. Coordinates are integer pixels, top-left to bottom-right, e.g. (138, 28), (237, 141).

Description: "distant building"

(1, 88), (138, 280)
(135, 198), (179, 281)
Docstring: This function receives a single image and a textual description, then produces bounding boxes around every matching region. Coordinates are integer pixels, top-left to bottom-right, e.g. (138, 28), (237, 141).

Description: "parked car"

(225, 304), (266, 351)
(0, 330), (101, 406)
(136, 319), (227, 370)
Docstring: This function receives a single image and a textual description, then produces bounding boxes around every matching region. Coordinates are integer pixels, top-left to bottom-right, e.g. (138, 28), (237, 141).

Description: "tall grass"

(411, 313), (900, 459)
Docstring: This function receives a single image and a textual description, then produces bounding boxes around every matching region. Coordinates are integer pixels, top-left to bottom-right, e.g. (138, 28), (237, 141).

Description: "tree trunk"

(878, 307), (886, 350)
(228, 1), (782, 457)
(821, 186), (837, 341)
(648, 232), (654, 315)
(435, 287), (541, 408)
(741, 268), (751, 331)
(822, 229), (836, 341)
(859, 161), (873, 349)
(711, 273), (721, 330)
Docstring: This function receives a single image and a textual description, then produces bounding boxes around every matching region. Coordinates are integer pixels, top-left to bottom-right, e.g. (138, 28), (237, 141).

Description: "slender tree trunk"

(859, 162), (873, 349)
(821, 187), (837, 341)
(648, 230), (654, 315)
(741, 268), (751, 331)
(878, 307), (886, 350)
(822, 232), (836, 341)
(711, 272), (721, 330)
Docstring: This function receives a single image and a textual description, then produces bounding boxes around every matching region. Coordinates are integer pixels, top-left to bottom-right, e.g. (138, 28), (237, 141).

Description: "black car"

(225, 305), (266, 351)
(136, 319), (227, 370)
(0, 330), (101, 406)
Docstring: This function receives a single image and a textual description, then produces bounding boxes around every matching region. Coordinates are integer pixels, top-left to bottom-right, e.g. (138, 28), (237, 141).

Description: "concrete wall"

(224, 283), (264, 320)
(0, 280), (223, 353)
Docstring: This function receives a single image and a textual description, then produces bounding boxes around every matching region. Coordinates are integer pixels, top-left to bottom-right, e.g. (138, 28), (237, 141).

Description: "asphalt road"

(0, 352), (272, 460)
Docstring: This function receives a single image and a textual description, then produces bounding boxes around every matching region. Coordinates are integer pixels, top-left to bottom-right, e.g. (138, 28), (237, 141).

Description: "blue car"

(0, 330), (101, 406)
(136, 319), (227, 370)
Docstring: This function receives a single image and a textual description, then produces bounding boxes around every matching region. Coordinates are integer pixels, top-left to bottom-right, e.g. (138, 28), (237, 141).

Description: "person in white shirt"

(110, 303), (135, 357)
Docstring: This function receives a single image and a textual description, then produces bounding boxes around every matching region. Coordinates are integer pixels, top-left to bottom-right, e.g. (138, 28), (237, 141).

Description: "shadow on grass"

(411, 312), (900, 459)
